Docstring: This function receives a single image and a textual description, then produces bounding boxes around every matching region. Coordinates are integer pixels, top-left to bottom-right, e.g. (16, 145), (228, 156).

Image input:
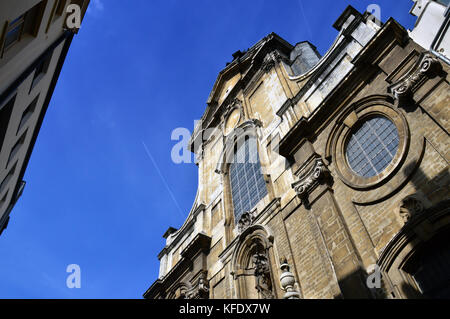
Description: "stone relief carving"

(237, 211), (256, 234)
(292, 158), (330, 204)
(185, 272), (209, 299)
(397, 195), (424, 225)
(223, 98), (243, 119)
(391, 53), (442, 104)
(253, 253), (274, 299)
(261, 51), (285, 72)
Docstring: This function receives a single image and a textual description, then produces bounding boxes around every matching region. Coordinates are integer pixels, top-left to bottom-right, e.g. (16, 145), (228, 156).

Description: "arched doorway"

(378, 199), (450, 299)
(402, 229), (450, 298)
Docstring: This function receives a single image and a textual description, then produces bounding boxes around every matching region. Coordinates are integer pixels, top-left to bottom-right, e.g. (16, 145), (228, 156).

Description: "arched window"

(229, 136), (267, 222)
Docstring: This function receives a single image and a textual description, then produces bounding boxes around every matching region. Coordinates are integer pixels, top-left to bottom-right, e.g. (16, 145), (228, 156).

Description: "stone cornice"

(146, 233), (212, 299)
(181, 232), (212, 260)
(157, 203), (206, 259)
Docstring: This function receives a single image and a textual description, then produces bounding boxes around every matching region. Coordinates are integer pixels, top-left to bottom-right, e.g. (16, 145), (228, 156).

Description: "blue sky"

(0, 0), (416, 298)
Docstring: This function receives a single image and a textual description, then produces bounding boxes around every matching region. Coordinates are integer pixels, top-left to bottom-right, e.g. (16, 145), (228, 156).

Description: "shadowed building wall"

(0, 0), (90, 236)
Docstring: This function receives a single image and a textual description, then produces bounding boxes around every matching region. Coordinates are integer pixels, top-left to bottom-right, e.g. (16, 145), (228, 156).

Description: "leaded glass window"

(229, 137), (267, 222)
(346, 116), (399, 178)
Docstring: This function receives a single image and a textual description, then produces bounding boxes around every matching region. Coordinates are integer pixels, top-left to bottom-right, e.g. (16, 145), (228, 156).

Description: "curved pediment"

(202, 33), (294, 127)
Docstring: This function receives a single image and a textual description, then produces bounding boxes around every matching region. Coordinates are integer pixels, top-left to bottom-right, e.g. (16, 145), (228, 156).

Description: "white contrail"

(298, 0), (313, 40)
(142, 141), (184, 219)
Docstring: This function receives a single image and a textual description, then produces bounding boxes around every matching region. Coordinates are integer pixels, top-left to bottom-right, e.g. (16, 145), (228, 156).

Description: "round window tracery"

(346, 116), (400, 178)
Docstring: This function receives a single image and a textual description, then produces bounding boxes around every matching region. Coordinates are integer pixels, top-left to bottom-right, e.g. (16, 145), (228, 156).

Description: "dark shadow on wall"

(334, 267), (420, 299)
(375, 163), (450, 299)
(403, 160), (450, 205)
(335, 266), (379, 299)
(337, 163), (449, 299)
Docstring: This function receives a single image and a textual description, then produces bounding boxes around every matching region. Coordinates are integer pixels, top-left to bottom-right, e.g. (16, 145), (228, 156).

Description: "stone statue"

(253, 253), (274, 299)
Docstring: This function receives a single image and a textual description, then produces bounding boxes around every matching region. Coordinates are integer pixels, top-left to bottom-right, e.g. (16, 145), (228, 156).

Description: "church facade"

(144, 5), (450, 299)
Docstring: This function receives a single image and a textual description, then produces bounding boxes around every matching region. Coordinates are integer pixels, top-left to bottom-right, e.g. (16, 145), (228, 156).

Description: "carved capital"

(261, 51), (286, 72)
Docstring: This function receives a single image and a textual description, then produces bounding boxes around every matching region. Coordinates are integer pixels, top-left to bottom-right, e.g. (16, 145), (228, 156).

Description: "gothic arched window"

(229, 136), (267, 222)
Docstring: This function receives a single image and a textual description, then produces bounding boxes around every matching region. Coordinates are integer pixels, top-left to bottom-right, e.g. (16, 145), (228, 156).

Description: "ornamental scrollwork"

(292, 158), (331, 204)
(391, 53), (442, 104)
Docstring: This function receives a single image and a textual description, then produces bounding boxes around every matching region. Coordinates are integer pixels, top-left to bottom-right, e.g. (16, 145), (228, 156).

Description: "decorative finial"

(279, 257), (301, 299)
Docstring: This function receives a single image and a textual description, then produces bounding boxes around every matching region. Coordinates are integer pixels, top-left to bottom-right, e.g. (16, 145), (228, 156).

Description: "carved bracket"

(291, 158), (331, 205)
(390, 53), (443, 104)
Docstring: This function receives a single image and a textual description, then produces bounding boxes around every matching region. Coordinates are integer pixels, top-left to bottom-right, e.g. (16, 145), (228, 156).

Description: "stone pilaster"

(290, 139), (370, 298)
